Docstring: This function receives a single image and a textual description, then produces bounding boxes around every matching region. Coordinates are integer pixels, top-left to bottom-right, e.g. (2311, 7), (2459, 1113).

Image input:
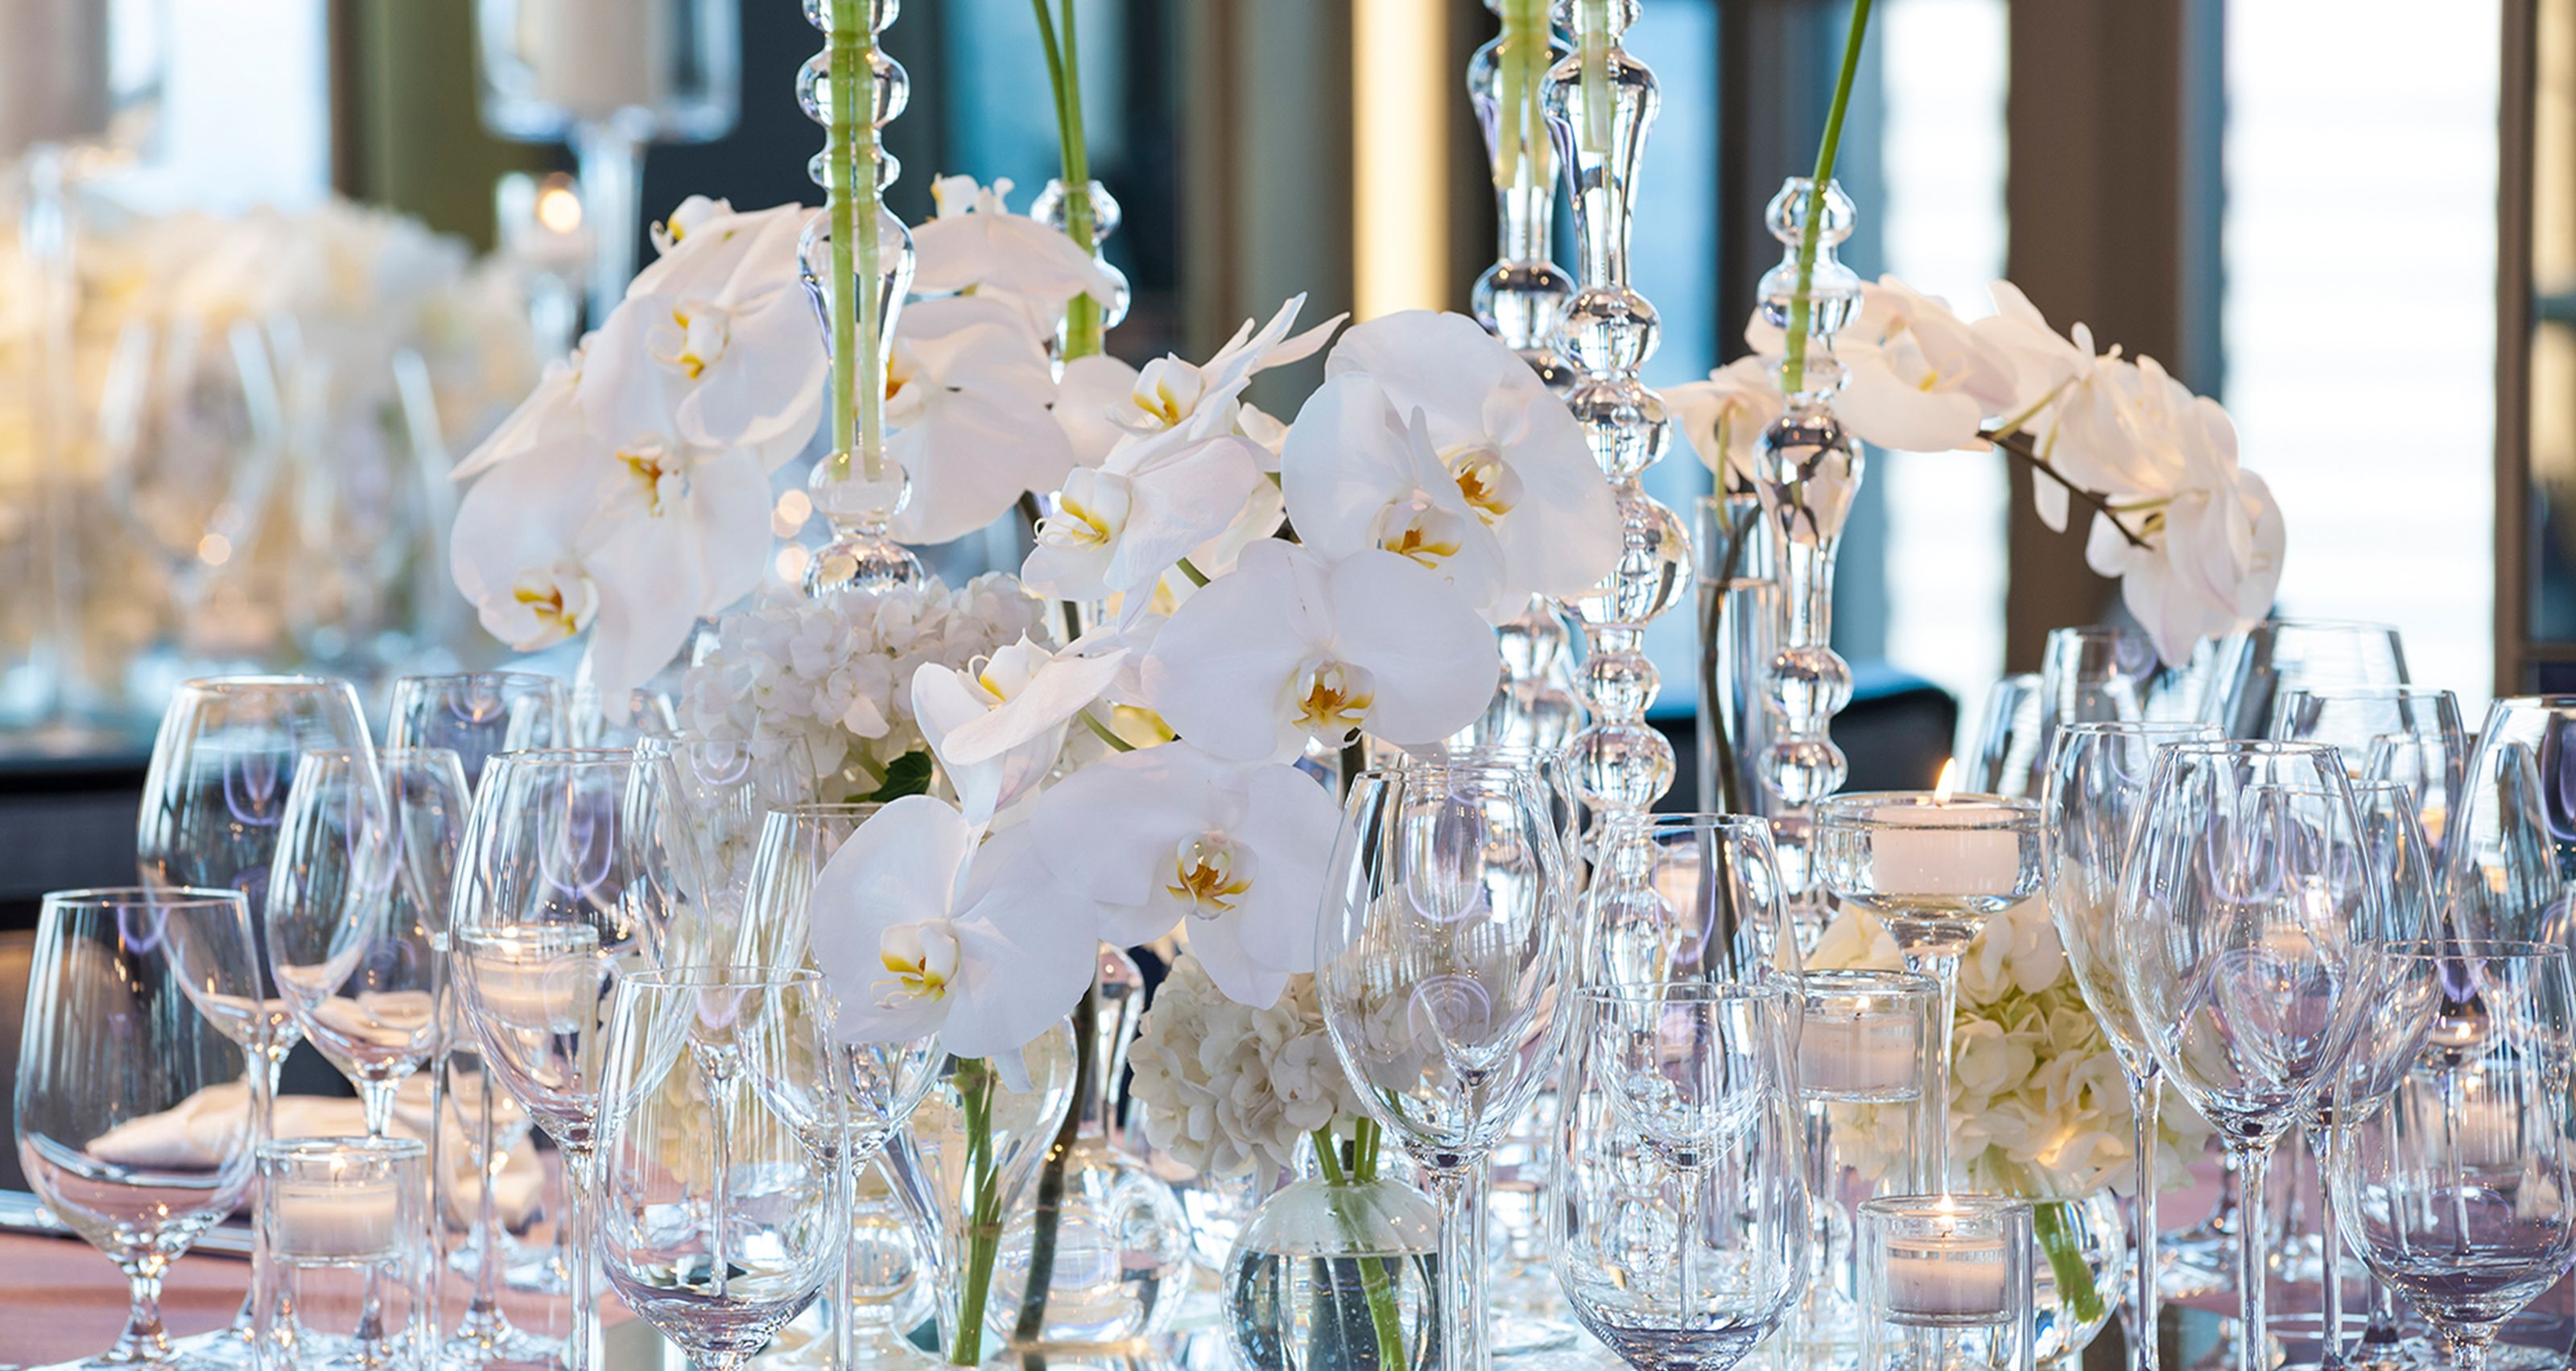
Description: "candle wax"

(1867, 803), (2021, 898)
(270, 1179), (402, 1261)
(1884, 1233), (2012, 1323)
(1799, 1010), (1920, 1101)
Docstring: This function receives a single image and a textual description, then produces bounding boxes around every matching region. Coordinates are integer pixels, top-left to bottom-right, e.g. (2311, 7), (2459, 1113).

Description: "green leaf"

(858, 750), (935, 803)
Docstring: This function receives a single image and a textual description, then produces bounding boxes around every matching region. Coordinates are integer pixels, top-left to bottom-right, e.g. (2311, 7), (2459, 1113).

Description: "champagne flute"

(2119, 739), (2384, 1371)
(2040, 718), (2221, 1368)
(595, 967), (842, 1371)
(14, 889), (264, 1369)
(136, 673), (375, 1368)
(1317, 761), (1571, 1371)
(450, 748), (705, 1371)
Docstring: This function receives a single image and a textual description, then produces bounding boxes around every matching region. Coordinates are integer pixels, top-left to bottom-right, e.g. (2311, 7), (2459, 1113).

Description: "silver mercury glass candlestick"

(1540, 0), (1691, 835)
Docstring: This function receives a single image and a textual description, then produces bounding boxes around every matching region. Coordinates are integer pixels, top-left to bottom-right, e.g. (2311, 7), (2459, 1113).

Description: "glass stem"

(1803, 1096), (1841, 1310)
(2450, 1333), (2491, 1371)
(361, 1077), (398, 1139)
(232, 1045), (287, 1348)
(560, 1141), (599, 1371)
(111, 1255), (172, 1362)
(834, 1142), (858, 1371)
(2362, 1265), (2404, 1353)
(1429, 1163), (1491, 1371)
(709, 1065), (734, 1303)
(571, 119), (645, 328)
(2309, 1124), (2347, 1369)
(2130, 1067), (2164, 1371)
(1901, 946), (1959, 1193)
(2234, 1142), (2273, 1371)
(468, 1072), (510, 1324)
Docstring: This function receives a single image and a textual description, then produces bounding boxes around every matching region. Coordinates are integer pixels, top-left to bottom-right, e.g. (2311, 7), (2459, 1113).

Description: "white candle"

(1884, 1230), (2011, 1323)
(1800, 1008), (1921, 1101)
(522, 0), (676, 122)
(0, 0), (110, 157)
(1867, 802), (2022, 898)
(270, 1176), (402, 1261)
(460, 927), (602, 1037)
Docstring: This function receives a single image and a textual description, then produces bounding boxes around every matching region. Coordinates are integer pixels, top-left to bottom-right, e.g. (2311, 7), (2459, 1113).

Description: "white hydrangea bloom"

(1127, 957), (1364, 1179)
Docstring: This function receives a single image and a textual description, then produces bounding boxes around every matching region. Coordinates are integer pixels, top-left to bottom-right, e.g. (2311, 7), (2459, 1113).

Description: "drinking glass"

(136, 673), (376, 1365)
(2040, 718), (2221, 1366)
(386, 671), (568, 787)
(1965, 673), (2044, 798)
(595, 967), (841, 1371)
(2204, 618), (2409, 740)
(266, 748), (467, 1135)
(14, 888), (264, 1368)
(96, 317), (285, 631)
(1970, 625), (2163, 797)
(1581, 811), (1805, 989)
(2119, 740), (2384, 1371)
(641, 732), (821, 938)
(2271, 688), (2465, 774)
(1554, 982), (1806, 1371)
(252, 1136), (435, 1371)
(450, 748), (707, 1371)
(1794, 969), (1938, 1346)
(1856, 1194), (2037, 1371)
(1318, 761), (1572, 1371)
(2445, 697), (2576, 949)
(1813, 789), (2042, 1191)
(2332, 942), (2576, 1371)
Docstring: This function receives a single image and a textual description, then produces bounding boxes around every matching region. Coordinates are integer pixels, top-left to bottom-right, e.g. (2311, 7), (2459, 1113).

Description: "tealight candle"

(1882, 1229), (2011, 1323)
(1799, 1005), (1922, 1101)
(1860, 1192), (2034, 1360)
(1865, 799), (2025, 898)
(270, 1175), (402, 1261)
(460, 926), (603, 1036)
(522, 0), (675, 120)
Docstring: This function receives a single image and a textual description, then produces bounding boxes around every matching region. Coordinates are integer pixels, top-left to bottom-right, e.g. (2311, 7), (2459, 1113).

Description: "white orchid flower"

(1051, 296), (1343, 470)
(450, 445), (600, 651)
(910, 176), (1120, 338)
(613, 198), (825, 459)
(1973, 283), (2192, 531)
(1322, 310), (1619, 605)
(1141, 539), (1501, 763)
(881, 295), (1076, 544)
(1827, 277), (2021, 453)
(807, 796), (1096, 1059)
(1664, 355), (1783, 491)
(910, 636), (1127, 822)
(1022, 435), (1272, 605)
(1030, 743), (1338, 1007)
(452, 348), (587, 481)
(2086, 398), (2284, 666)
(1278, 374), (1509, 616)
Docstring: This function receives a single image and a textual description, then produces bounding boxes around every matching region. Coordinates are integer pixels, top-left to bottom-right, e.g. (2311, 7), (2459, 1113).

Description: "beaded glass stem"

(795, 0), (924, 598)
(1541, 0), (1690, 837)
(1748, 176), (1864, 917)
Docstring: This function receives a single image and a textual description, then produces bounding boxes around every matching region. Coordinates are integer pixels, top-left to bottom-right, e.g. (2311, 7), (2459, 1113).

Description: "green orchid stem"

(1013, 985), (1096, 1347)
(949, 1056), (1001, 1367)
(825, 0), (860, 476)
(1174, 555), (1210, 588)
(1032, 0), (1104, 361)
(2033, 1199), (2107, 1328)
(1310, 1121), (1407, 1370)
(1984, 427), (2152, 549)
(1780, 0), (1873, 398)
(1496, 0), (1554, 191)
(1078, 708), (1135, 753)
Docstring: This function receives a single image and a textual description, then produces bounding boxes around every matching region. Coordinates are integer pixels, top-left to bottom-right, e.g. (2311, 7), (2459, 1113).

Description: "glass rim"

(483, 746), (643, 768)
(2274, 684), (2458, 704)
(1858, 1192), (2032, 1220)
(378, 745), (463, 766)
(2380, 938), (2568, 962)
(1574, 980), (1790, 1006)
(2057, 720), (2221, 738)
(174, 673), (353, 695)
(624, 965), (825, 991)
(2154, 738), (2340, 761)
(1608, 811), (1776, 838)
(1389, 741), (1569, 765)
(772, 799), (885, 816)
(2252, 615), (2403, 635)
(42, 886), (247, 912)
(390, 668), (561, 690)
(257, 1134), (427, 1164)
(1798, 967), (1939, 998)
(2484, 694), (2576, 712)
(1815, 791), (2041, 828)
(2043, 624), (2148, 644)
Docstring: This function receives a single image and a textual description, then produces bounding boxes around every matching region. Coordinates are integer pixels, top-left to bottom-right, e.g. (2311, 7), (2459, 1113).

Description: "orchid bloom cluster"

(1665, 277), (2285, 666)
(805, 290), (1621, 1070)
(1807, 899), (2213, 1197)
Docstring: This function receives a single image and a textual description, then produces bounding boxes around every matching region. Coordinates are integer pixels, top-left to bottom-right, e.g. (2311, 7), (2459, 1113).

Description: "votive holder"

(254, 1136), (433, 1371)
(1859, 1194), (2034, 1371)
(1791, 969), (1939, 1364)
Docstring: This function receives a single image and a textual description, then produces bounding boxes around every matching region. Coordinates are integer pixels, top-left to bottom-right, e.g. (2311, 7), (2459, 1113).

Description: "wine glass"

(266, 748), (466, 1136)
(2119, 739), (2384, 1371)
(135, 673), (375, 1367)
(642, 732), (822, 941)
(1971, 626), (2164, 796)
(2204, 618), (2409, 740)
(1554, 981), (1806, 1371)
(386, 671), (568, 787)
(1813, 785), (2042, 1191)
(1581, 811), (1805, 989)
(1317, 761), (1572, 1371)
(2040, 718), (2222, 1366)
(2333, 941), (2576, 1371)
(595, 967), (842, 1371)
(14, 888), (264, 1369)
(449, 747), (705, 1371)
(95, 317), (285, 634)
(1965, 672), (2044, 797)
(2442, 697), (2576, 950)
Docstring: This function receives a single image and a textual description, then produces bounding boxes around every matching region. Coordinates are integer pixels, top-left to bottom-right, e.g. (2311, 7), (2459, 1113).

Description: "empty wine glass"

(450, 748), (706, 1371)
(2444, 697), (2576, 949)
(2041, 718), (2221, 1367)
(1554, 982), (1806, 1371)
(136, 673), (375, 1367)
(266, 748), (467, 1136)
(1971, 626), (2163, 796)
(1318, 761), (1572, 1371)
(2204, 618), (2409, 740)
(2271, 688), (2465, 776)
(96, 317), (286, 633)
(642, 731), (822, 938)
(14, 889), (264, 1369)
(2119, 739), (2384, 1371)
(594, 966), (841, 1371)
(386, 671), (568, 787)
(2333, 942), (2576, 1371)
(1581, 811), (1804, 989)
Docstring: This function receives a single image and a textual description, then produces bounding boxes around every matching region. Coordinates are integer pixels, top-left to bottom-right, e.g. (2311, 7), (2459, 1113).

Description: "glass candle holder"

(1794, 970), (1940, 1361)
(254, 1136), (433, 1371)
(1859, 1194), (2034, 1371)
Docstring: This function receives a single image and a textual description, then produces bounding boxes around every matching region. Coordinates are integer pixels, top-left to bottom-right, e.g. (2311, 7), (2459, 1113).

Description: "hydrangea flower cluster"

(1125, 958), (1365, 1178)
(1809, 898), (2213, 1198)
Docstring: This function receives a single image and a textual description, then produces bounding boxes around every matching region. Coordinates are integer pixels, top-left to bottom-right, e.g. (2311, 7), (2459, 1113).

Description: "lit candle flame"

(1933, 758), (1959, 804)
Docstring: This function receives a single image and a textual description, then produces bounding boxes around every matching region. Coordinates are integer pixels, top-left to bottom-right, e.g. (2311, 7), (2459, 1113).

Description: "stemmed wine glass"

(2333, 941), (2576, 1371)
(387, 671), (567, 787)
(2119, 739), (2385, 1371)
(14, 889), (265, 1369)
(266, 748), (467, 1135)
(1317, 761), (1572, 1371)
(449, 748), (708, 1371)
(2444, 697), (2576, 948)
(2204, 618), (2411, 740)
(135, 673), (376, 1368)
(1554, 981), (1806, 1371)
(2040, 718), (2220, 1370)
(595, 967), (843, 1371)
(642, 731), (821, 937)
(1813, 783), (2042, 1191)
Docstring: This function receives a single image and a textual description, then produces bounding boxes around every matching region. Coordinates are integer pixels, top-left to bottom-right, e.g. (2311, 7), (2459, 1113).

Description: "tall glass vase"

(1468, 0), (1575, 392)
(1747, 176), (1864, 917)
(1695, 491), (1777, 821)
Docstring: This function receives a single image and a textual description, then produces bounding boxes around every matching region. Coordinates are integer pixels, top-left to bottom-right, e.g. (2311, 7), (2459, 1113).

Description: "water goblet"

(1814, 783), (2042, 1191)
(14, 888), (264, 1368)
(386, 670), (567, 787)
(1318, 761), (1572, 1371)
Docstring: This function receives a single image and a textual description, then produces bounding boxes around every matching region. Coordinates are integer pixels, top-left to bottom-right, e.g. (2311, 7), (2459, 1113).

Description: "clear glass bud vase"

(1223, 1142), (1441, 1371)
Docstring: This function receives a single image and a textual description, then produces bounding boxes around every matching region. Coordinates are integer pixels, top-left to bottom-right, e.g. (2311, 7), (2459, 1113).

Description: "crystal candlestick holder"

(1794, 969), (1940, 1363)
(1813, 791), (2043, 1193)
(1470, 0), (1574, 390)
(1860, 1195), (2036, 1371)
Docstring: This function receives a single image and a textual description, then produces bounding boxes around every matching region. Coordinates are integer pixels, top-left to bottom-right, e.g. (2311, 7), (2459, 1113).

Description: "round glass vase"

(2023, 1188), (2128, 1364)
(1221, 1157), (1440, 1371)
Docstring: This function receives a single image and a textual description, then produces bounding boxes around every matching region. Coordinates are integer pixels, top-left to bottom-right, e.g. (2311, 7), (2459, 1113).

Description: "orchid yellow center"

(619, 446), (686, 517)
(1289, 657), (1376, 745)
(1038, 495), (1117, 549)
(1129, 358), (1203, 429)
(1447, 447), (1523, 523)
(508, 566), (592, 642)
(1375, 496), (1469, 568)
(1166, 832), (1257, 917)
(875, 920), (963, 1010)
